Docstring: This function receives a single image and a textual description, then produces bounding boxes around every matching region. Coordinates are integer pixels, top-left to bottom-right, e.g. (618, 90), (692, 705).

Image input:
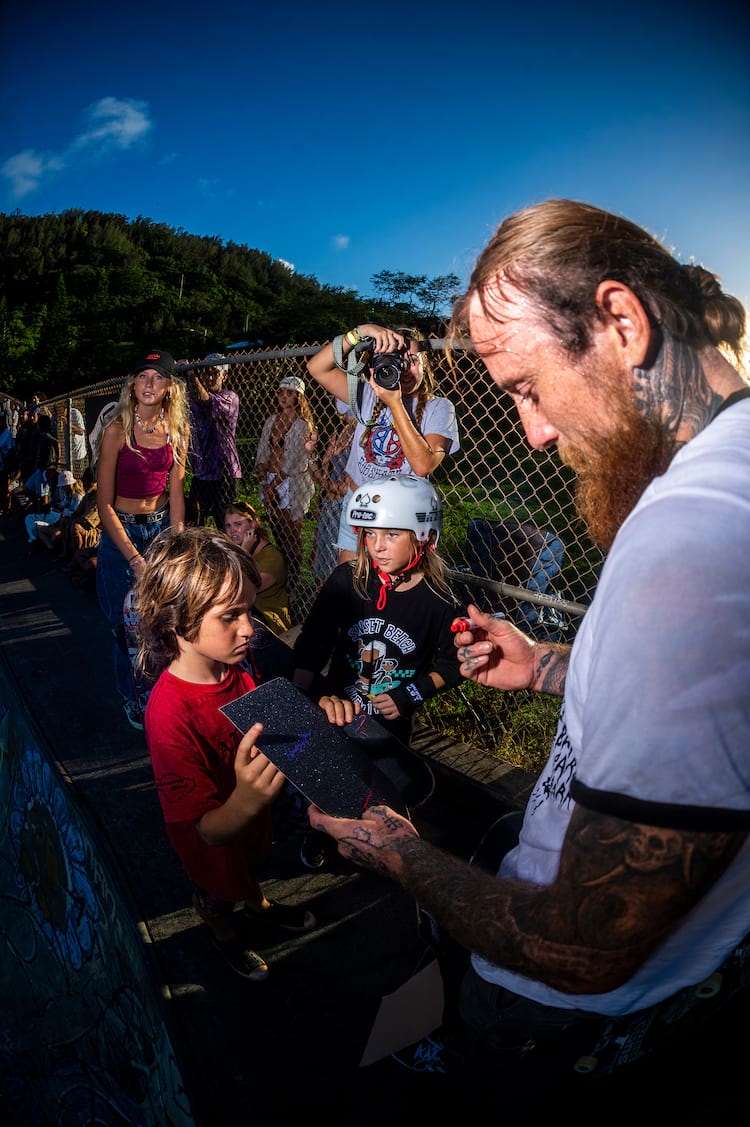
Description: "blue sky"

(2, 0), (749, 313)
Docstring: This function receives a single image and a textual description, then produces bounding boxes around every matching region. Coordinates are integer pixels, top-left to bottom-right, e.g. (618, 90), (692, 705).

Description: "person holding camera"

(306, 324), (460, 566)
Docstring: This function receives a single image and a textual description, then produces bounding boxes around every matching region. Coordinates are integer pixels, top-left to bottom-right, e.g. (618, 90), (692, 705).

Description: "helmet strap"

(373, 546), (424, 611)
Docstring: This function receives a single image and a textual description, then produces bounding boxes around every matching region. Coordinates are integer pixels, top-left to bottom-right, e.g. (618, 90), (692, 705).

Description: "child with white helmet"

(294, 474), (460, 730)
(290, 471), (455, 865)
(292, 474), (462, 867)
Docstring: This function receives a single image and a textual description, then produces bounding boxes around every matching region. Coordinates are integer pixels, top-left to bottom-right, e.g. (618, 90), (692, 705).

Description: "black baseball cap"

(131, 349), (176, 379)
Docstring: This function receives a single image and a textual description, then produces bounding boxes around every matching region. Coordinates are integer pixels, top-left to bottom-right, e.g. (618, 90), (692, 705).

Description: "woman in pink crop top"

(96, 348), (191, 729)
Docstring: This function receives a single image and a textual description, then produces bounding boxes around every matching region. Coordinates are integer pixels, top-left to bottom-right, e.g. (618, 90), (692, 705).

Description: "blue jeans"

(96, 507), (169, 701)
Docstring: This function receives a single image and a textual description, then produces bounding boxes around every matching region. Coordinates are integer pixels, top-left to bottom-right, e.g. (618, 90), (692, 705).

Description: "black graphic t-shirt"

(292, 563), (462, 743)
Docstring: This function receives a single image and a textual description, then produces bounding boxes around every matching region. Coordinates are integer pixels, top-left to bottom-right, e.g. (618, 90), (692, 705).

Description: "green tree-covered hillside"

(0, 210), (460, 399)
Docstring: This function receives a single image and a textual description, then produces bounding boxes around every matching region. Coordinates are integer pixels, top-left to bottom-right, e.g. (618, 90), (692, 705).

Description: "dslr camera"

(369, 346), (409, 390)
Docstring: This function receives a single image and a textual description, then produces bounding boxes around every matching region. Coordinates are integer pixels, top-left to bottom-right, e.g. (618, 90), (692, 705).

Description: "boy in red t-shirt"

(134, 525), (356, 980)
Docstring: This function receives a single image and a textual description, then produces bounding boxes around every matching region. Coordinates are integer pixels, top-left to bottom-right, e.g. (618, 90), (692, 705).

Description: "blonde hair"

(108, 369), (191, 466)
(133, 526), (261, 680)
(351, 528), (451, 600)
(281, 388), (315, 431)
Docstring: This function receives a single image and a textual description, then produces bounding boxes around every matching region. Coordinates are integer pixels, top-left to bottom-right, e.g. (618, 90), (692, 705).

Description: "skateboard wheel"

(694, 972), (722, 998)
(573, 1055), (599, 1074)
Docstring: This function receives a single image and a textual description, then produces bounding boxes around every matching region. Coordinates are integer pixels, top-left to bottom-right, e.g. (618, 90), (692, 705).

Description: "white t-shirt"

(342, 384), (460, 485)
(474, 398), (750, 1014)
(60, 406), (87, 463)
(88, 402), (118, 470)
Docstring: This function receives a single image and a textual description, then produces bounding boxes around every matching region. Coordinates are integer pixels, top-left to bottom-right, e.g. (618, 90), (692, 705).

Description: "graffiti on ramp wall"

(0, 689), (194, 1125)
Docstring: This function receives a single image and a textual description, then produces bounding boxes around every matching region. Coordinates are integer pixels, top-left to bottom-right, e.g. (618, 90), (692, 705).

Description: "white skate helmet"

(347, 475), (442, 544)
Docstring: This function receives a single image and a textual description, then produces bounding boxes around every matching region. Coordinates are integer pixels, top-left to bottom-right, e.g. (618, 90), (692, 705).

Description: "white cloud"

(277, 259), (296, 273)
(1, 150), (64, 198)
(333, 234), (350, 250)
(71, 97), (152, 152)
(1, 97), (153, 199)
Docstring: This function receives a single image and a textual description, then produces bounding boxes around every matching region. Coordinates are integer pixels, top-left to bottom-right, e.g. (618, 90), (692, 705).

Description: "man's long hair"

(449, 199), (746, 368)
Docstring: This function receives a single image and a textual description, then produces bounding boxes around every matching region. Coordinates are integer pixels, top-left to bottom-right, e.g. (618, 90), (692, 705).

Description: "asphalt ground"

(0, 503), (745, 1123)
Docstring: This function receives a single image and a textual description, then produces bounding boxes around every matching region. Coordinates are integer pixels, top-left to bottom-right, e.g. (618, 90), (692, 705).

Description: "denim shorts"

(335, 488), (357, 554)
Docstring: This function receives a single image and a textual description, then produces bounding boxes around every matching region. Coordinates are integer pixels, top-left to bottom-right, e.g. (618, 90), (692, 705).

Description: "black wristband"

(388, 676), (439, 717)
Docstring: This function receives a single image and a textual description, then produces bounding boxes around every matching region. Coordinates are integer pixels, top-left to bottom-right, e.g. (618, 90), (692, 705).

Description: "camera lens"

(371, 350), (408, 390)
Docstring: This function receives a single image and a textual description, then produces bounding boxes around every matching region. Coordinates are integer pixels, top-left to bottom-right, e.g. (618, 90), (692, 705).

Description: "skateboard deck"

(342, 710), (435, 812)
(220, 677), (417, 819)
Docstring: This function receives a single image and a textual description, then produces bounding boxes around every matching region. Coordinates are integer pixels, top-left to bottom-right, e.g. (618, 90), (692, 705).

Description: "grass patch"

(420, 680), (559, 777)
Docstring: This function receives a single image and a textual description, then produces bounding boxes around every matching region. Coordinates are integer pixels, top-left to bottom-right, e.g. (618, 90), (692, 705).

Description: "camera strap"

(332, 335), (372, 425)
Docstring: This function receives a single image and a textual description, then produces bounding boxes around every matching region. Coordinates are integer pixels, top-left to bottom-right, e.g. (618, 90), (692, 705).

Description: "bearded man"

(306, 199), (750, 1093)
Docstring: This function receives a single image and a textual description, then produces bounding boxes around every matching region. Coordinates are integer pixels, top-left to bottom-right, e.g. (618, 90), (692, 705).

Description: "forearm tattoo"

(534, 646), (568, 695)
(393, 806), (745, 995)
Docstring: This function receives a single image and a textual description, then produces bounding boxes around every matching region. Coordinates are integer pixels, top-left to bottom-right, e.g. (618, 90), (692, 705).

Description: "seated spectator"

(223, 500), (291, 637)
(25, 469), (82, 544)
(67, 544), (99, 590)
(39, 467), (100, 559)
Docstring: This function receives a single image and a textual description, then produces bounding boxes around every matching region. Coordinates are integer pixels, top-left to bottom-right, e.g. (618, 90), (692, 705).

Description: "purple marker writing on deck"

(450, 612), (506, 633)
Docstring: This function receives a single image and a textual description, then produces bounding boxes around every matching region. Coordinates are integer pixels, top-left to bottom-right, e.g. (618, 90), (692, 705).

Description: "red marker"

(450, 612), (506, 633)
(450, 618), (473, 633)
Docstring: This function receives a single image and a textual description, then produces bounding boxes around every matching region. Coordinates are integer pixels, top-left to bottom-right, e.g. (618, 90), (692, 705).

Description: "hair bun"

(683, 263), (722, 300)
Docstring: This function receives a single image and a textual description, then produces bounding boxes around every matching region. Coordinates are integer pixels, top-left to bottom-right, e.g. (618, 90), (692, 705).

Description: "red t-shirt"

(144, 664), (272, 902)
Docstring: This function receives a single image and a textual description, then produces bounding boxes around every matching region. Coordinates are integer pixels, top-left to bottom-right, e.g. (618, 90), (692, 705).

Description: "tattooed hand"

(308, 804), (418, 877)
(454, 603), (569, 697)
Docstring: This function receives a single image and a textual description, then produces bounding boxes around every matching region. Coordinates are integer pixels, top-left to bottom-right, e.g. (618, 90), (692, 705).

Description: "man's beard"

(560, 383), (674, 551)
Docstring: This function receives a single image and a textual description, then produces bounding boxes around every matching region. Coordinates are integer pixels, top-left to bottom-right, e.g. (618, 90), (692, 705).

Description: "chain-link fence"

(40, 341), (605, 766)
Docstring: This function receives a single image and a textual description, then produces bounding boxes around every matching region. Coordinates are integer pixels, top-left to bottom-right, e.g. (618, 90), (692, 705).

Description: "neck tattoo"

(135, 407), (165, 434)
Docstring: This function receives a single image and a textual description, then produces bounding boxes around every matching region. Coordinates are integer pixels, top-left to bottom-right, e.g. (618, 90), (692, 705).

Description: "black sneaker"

(123, 698), (144, 730)
(243, 899), (317, 933)
(300, 830), (330, 871)
(210, 936), (269, 981)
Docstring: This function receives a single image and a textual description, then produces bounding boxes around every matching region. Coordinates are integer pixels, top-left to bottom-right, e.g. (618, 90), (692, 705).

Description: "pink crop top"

(116, 439), (174, 499)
